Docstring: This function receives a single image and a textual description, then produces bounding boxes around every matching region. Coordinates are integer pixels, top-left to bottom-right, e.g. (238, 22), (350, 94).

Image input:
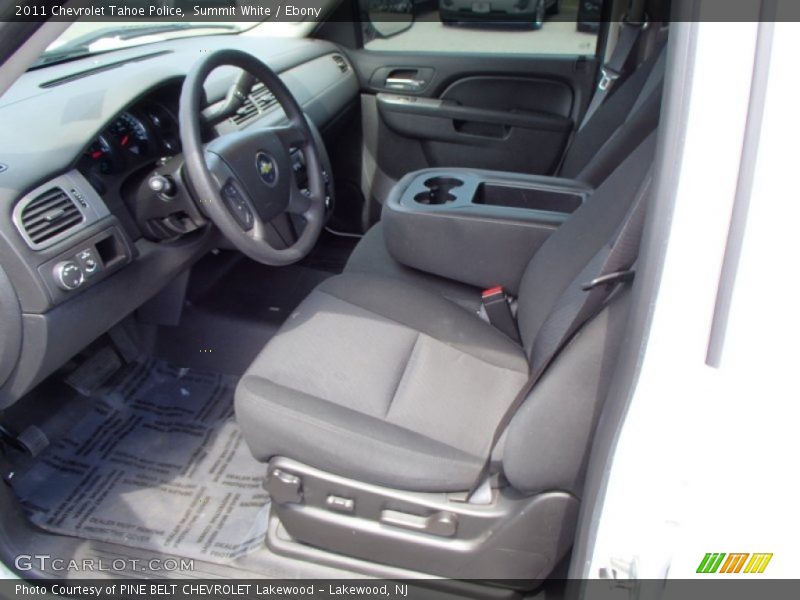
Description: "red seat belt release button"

(482, 286), (505, 300)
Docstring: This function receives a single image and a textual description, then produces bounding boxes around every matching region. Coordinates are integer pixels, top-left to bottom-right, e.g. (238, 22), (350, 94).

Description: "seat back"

(501, 133), (657, 495)
(518, 133), (656, 356)
(560, 46), (666, 186)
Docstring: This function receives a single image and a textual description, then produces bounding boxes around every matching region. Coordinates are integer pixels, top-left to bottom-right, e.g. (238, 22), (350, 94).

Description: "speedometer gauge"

(85, 135), (115, 174)
(108, 112), (150, 156)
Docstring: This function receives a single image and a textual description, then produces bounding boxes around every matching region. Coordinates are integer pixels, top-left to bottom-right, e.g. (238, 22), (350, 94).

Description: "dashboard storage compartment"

(383, 169), (593, 294)
(94, 232), (129, 271)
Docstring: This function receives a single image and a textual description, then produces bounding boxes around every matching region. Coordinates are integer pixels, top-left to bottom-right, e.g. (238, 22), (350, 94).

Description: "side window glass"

(361, 0), (602, 55)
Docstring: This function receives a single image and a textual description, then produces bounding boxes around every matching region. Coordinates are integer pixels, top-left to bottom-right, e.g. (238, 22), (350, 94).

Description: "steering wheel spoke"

(204, 150), (258, 231)
(286, 180), (313, 217)
(271, 123), (309, 151)
(219, 179), (257, 231)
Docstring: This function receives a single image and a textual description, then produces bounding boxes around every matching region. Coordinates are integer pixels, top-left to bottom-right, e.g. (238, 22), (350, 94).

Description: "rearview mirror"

(365, 0), (415, 38)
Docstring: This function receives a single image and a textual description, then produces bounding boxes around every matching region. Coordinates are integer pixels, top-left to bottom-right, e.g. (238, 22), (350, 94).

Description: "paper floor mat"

(12, 359), (269, 563)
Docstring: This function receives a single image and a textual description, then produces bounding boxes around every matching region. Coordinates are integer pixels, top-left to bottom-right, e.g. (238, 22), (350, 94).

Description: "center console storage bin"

(382, 169), (593, 294)
(473, 183), (583, 214)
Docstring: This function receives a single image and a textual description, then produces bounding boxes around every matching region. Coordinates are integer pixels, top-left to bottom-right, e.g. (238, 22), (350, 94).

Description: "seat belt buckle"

(598, 67), (621, 91)
(582, 269), (635, 291)
(480, 287), (521, 343)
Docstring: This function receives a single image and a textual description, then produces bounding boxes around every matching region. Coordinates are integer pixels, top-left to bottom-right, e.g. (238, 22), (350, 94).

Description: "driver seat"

(234, 135), (656, 583)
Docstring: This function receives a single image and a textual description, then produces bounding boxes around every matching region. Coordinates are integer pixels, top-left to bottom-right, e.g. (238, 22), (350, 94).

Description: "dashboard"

(0, 33), (358, 407)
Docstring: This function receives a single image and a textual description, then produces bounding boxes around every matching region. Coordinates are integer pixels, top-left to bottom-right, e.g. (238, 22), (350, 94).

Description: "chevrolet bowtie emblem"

(255, 152), (278, 186)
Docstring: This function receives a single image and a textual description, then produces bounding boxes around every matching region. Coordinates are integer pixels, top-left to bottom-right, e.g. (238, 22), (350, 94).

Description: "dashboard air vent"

(332, 54), (349, 73)
(230, 82), (279, 126)
(19, 188), (83, 245)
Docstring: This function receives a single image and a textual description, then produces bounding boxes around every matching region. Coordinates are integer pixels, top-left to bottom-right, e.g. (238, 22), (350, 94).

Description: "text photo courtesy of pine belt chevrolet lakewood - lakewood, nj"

(14, 583), (414, 597)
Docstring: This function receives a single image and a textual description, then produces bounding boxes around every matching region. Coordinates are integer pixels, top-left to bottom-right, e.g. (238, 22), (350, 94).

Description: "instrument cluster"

(79, 101), (180, 178)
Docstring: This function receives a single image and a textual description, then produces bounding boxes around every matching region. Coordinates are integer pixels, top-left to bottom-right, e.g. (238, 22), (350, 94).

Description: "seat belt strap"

(467, 169), (653, 498)
(579, 18), (649, 131)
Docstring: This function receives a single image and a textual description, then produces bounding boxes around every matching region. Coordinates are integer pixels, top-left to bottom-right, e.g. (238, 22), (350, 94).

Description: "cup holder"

(414, 176), (464, 205)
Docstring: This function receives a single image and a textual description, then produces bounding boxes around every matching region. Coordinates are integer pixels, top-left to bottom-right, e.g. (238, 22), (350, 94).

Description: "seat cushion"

(235, 272), (529, 491)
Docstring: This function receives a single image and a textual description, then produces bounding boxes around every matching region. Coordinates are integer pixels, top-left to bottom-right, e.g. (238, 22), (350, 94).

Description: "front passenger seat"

(234, 134), (657, 583)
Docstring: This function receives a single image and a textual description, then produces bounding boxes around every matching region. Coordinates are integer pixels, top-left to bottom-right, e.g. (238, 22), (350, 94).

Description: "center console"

(382, 169), (593, 293)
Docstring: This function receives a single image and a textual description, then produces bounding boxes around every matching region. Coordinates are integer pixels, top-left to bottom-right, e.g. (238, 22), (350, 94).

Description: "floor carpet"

(11, 359), (270, 564)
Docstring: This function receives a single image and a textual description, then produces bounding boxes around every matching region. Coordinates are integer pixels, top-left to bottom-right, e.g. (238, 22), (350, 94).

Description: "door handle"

(385, 77), (426, 91)
(371, 67), (434, 92)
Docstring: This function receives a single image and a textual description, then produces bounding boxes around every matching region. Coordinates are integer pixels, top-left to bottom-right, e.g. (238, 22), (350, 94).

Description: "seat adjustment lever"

(380, 509), (458, 537)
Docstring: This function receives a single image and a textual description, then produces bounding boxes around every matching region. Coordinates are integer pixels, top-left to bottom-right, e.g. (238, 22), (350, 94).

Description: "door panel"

(377, 91), (571, 173)
(349, 50), (599, 210)
(377, 75), (575, 173)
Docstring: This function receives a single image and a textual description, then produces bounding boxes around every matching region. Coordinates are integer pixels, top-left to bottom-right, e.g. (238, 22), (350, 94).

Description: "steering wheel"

(179, 49), (326, 266)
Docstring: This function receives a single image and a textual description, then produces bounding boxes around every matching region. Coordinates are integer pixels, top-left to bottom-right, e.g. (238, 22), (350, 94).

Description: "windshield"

(33, 20), (303, 69)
